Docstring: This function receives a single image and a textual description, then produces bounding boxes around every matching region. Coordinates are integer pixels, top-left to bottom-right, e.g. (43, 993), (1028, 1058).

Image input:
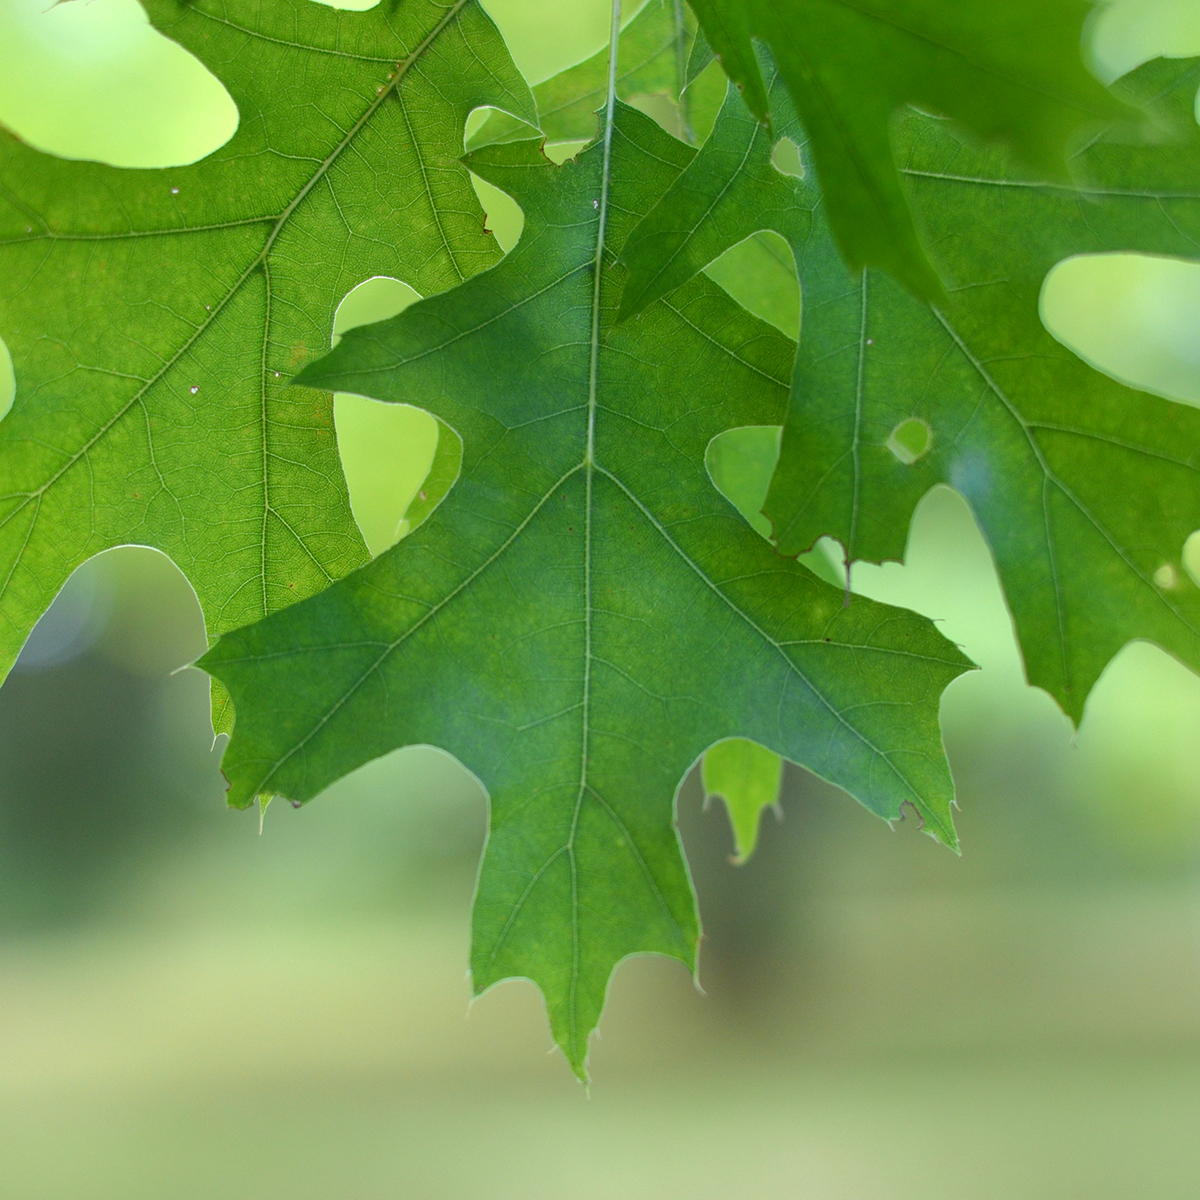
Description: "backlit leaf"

(202, 104), (971, 1077)
(0, 0), (534, 706)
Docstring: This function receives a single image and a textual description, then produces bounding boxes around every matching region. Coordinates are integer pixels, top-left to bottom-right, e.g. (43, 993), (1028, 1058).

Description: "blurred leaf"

(702, 738), (783, 863)
(623, 55), (1200, 722)
(684, 0), (1133, 299)
(0, 0), (535, 706)
(202, 105), (971, 1078)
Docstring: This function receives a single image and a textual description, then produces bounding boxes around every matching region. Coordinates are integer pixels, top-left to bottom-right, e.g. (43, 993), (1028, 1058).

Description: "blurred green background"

(2, 0), (1200, 1195)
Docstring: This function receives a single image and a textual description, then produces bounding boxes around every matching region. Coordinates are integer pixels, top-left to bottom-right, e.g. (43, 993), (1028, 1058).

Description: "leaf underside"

(203, 105), (972, 1079)
(9, 0), (1191, 1086)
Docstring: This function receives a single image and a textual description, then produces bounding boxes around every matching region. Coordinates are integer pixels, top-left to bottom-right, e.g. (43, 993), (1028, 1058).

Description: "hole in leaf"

(331, 278), (443, 557)
(332, 276), (421, 347)
(770, 137), (803, 178)
(705, 231), (800, 339)
(1154, 563), (1178, 589)
(1185, 531), (1200, 587)
(0, 335), (12, 422)
(469, 173), (526, 255)
(1041, 253), (1200, 406)
(0, 0), (237, 167)
(706, 425), (780, 540)
(629, 91), (687, 140)
(887, 418), (932, 464)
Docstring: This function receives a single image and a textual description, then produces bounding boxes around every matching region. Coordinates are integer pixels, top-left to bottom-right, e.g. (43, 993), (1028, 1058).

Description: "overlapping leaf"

(472, 0), (706, 147)
(202, 104), (971, 1077)
(0, 0), (534, 715)
(684, 0), (1132, 300)
(623, 57), (1200, 721)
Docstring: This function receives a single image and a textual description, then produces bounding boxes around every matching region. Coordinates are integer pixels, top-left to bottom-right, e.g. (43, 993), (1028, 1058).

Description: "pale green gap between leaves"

(0, 337), (11, 422)
(0, 0), (238, 167)
(706, 425), (843, 587)
(704, 230), (800, 340)
(1090, 0), (1200, 83)
(1043, 254), (1200, 407)
(331, 278), (435, 558)
(701, 736), (783, 863)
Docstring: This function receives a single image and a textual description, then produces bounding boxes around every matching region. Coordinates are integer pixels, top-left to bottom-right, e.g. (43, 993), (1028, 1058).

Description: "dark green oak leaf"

(684, 0), (1132, 300)
(622, 56), (1200, 723)
(470, 0), (723, 150)
(201, 103), (971, 1077)
(0, 0), (534, 721)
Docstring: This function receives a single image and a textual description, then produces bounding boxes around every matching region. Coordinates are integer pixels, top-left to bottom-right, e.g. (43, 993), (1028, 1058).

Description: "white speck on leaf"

(189, 385), (199, 395)
(171, 187), (179, 195)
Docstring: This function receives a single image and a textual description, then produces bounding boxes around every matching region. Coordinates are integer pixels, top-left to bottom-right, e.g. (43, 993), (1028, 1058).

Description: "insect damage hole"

(771, 137), (803, 178)
(0, 335), (13, 421)
(887, 418), (932, 465)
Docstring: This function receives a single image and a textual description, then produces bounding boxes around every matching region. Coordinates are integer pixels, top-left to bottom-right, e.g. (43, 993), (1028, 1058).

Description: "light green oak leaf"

(201, 103), (972, 1078)
(0, 0), (534, 723)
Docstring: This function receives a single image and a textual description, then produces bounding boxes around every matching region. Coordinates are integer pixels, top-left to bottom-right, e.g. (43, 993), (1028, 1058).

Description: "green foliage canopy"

(1, 0), (1196, 1079)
